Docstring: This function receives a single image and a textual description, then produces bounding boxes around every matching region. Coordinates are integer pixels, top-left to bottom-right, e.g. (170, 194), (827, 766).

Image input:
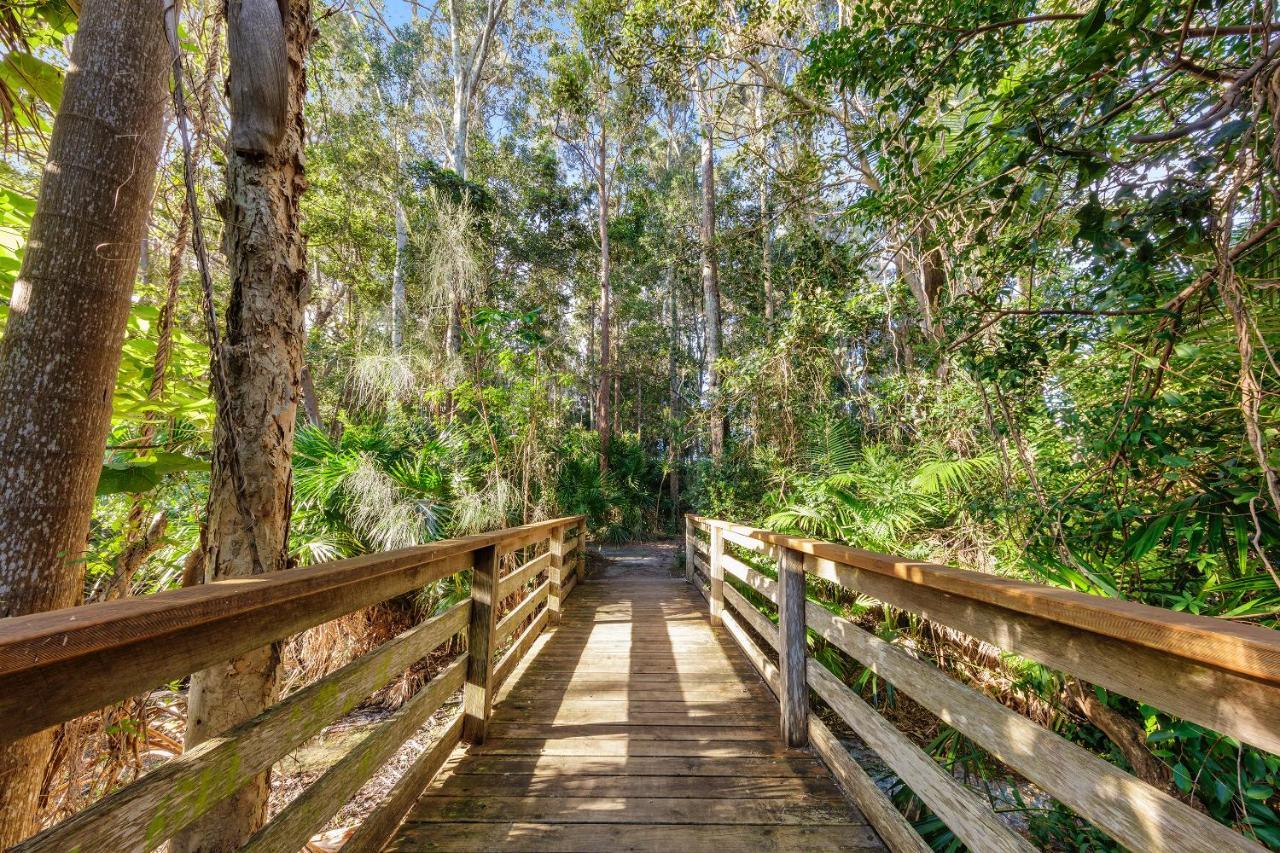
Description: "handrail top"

(687, 514), (1280, 687)
(0, 514), (584, 675)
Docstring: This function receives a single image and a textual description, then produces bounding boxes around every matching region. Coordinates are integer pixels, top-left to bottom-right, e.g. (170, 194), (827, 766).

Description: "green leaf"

(96, 452), (209, 496)
(0, 51), (64, 112)
(1124, 0), (1152, 29)
(1076, 0), (1107, 39)
(1172, 762), (1193, 793)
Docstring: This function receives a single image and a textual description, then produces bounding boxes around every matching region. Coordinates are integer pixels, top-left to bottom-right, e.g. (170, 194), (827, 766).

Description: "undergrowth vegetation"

(2, 0), (1277, 847)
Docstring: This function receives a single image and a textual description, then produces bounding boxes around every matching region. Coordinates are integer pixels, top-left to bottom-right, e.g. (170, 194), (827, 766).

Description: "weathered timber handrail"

(688, 515), (1280, 753)
(0, 515), (583, 741)
(4, 515), (586, 852)
(687, 515), (1274, 853)
(689, 516), (1280, 687)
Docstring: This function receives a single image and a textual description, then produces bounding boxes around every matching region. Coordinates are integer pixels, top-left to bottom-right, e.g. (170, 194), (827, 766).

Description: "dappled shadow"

(384, 543), (881, 851)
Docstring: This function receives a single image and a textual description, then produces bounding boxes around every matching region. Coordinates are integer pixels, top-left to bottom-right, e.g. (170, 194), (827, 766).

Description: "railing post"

(709, 524), (724, 626)
(548, 524), (565, 624)
(777, 544), (809, 747)
(462, 544), (499, 744)
(575, 522), (586, 582)
(684, 515), (695, 582)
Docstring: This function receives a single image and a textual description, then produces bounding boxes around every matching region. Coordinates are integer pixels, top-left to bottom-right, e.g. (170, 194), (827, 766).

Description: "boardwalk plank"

(387, 822), (884, 851)
(384, 542), (883, 851)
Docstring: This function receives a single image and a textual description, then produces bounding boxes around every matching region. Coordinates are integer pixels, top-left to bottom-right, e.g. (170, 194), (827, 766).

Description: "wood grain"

(341, 714), (463, 853)
(807, 662), (1034, 853)
(0, 515), (582, 742)
(242, 658), (466, 853)
(685, 515), (696, 581)
(463, 545), (499, 744)
(719, 585), (927, 853)
(722, 551), (779, 600)
(386, 561), (883, 851)
(689, 517), (1280, 688)
(777, 545), (809, 748)
(808, 716), (931, 853)
(807, 553), (1280, 754)
(498, 550), (552, 600)
(494, 607), (551, 689)
(547, 525), (566, 624)
(805, 601), (1263, 852)
(496, 580), (550, 646)
(12, 602), (469, 853)
(386, 822), (883, 851)
(708, 525), (725, 625)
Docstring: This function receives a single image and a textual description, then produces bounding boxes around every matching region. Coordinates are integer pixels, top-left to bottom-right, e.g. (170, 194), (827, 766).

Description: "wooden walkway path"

(11, 516), (1277, 851)
(386, 542), (884, 851)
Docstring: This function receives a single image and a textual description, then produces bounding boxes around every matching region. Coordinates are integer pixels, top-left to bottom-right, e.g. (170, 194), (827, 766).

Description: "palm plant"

(767, 443), (938, 556)
(291, 422), (451, 563)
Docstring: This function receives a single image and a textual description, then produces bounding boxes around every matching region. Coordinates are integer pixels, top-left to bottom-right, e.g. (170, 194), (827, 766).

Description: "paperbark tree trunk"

(595, 121), (611, 472)
(0, 3), (168, 845)
(171, 0), (311, 849)
(443, 0), (502, 360)
(586, 297), (596, 427)
(695, 79), (724, 460)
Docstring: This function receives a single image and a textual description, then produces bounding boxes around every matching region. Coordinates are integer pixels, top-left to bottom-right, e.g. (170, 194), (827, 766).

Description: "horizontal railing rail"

(1, 515), (586, 852)
(686, 514), (1277, 853)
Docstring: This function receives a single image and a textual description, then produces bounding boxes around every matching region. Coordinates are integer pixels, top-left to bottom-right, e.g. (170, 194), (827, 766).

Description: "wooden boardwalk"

(386, 543), (884, 851)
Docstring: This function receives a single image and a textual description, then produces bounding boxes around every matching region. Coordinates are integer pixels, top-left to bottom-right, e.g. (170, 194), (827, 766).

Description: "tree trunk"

(391, 198), (408, 350)
(171, 0), (311, 849)
(667, 261), (680, 518)
(301, 362), (323, 428)
(0, 3), (168, 845)
(595, 122), (611, 471)
(584, 297), (596, 424)
(445, 0), (469, 359)
(449, 10), (469, 181)
(695, 79), (724, 460)
(104, 14), (223, 604)
(898, 220), (946, 369)
(755, 73), (773, 325)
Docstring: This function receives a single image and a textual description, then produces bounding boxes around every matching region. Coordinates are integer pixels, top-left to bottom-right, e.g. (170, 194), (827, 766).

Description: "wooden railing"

(0, 515), (586, 852)
(685, 515), (1280, 853)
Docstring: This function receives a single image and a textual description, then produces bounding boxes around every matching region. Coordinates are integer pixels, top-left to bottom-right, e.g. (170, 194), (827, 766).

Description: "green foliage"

(0, 0), (74, 147)
(292, 421), (452, 562)
(556, 431), (664, 542)
(96, 452), (208, 497)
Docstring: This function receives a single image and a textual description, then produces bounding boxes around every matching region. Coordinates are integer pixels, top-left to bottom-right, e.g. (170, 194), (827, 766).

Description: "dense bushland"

(0, 0), (1277, 847)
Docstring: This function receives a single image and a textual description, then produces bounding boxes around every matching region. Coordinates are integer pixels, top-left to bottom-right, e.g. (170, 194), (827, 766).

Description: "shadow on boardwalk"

(384, 541), (884, 852)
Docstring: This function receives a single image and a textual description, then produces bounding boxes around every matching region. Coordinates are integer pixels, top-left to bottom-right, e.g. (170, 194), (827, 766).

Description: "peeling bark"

(171, 0), (311, 848)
